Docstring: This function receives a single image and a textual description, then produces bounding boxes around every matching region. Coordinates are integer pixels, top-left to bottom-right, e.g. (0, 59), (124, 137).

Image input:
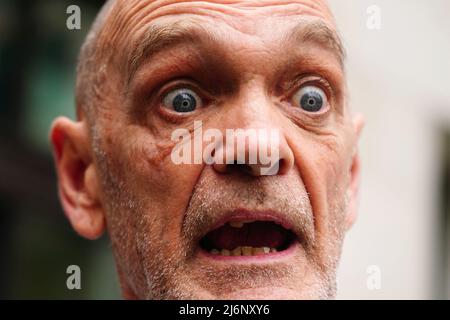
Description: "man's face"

(52, 0), (363, 299)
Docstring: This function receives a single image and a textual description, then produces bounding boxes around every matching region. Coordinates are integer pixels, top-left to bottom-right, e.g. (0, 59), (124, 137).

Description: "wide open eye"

(291, 85), (327, 113)
(162, 88), (202, 113)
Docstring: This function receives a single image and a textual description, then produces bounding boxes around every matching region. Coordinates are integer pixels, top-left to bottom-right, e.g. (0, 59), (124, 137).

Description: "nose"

(212, 128), (294, 176)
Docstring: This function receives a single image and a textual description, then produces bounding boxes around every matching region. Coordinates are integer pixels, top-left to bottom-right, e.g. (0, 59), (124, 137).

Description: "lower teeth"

(210, 246), (277, 256)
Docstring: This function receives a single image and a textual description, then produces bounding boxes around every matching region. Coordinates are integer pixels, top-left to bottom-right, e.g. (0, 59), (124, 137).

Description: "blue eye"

(292, 86), (327, 112)
(162, 88), (202, 113)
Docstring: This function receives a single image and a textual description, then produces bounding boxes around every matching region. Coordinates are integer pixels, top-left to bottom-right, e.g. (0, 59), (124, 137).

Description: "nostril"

(277, 159), (286, 175)
(227, 161), (254, 175)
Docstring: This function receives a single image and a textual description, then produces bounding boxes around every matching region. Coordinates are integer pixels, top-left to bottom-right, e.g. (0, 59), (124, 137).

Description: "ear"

(345, 114), (365, 230)
(50, 117), (105, 240)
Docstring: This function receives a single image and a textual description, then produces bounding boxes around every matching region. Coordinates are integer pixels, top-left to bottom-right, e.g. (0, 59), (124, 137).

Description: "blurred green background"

(0, 0), (120, 299)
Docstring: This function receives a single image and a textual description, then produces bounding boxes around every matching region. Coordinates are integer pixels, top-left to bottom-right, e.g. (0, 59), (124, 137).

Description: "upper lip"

(197, 208), (301, 244)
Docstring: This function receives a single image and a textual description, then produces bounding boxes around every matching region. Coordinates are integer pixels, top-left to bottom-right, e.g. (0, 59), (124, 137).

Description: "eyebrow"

(125, 18), (345, 87)
(287, 19), (346, 66)
(125, 21), (214, 86)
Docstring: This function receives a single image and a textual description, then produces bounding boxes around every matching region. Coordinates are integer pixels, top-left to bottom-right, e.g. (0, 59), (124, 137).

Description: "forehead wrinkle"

(124, 20), (345, 94)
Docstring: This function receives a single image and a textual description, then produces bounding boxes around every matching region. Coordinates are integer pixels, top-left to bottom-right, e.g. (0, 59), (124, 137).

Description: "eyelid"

(158, 80), (200, 100)
(292, 85), (326, 102)
(156, 79), (214, 108)
(288, 75), (334, 99)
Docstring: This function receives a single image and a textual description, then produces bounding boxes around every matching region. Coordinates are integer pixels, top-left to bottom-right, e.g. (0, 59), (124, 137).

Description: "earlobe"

(345, 113), (365, 230)
(72, 164), (105, 240)
(50, 117), (105, 240)
(353, 113), (365, 138)
(345, 150), (361, 230)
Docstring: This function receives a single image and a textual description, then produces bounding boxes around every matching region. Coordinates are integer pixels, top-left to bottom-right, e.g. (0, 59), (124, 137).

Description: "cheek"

(100, 125), (204, 244)
(287, 130), (352, 231)
(321, 138), (352, 196)
(287, 129), (353, 270)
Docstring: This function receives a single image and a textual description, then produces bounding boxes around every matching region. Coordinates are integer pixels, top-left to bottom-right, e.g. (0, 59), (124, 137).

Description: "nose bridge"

(228, 78), (274, 126)
(212, 83), (294, 176)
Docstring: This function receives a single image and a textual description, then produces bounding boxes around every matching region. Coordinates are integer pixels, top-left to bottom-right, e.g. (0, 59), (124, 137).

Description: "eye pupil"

(300, 91), (323, 112)
(173, 92), (197, 112)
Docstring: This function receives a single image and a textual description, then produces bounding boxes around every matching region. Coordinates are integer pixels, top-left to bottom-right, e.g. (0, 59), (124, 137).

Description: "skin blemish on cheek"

(144, 140), (177, 167)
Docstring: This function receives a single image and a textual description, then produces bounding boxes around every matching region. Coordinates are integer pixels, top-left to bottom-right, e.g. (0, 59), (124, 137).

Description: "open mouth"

(199, 219), (298, 257)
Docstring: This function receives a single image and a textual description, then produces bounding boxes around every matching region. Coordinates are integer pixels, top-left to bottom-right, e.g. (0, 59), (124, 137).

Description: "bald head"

(75, 0), (115, 118)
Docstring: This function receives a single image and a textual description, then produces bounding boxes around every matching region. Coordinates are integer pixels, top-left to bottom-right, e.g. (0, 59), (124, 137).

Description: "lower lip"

(197, 241), (300, 263)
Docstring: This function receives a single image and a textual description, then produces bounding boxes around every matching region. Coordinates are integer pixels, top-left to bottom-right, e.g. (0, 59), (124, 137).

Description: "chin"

(215, 287), (308, 300)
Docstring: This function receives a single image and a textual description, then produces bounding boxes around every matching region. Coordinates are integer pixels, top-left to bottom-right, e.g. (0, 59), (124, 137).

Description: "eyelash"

(289, 75), (334, 101)
(158, 80), (204, 101)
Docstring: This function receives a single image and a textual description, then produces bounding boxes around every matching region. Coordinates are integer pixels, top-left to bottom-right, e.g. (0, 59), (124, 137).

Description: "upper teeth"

(229, 220), (255, 228)
(229, 220), (283, 229)
(229, 221), (245, 228)
(210, 246), (277, 256)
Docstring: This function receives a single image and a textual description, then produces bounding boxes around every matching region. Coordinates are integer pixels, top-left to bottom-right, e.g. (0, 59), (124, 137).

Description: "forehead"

(103, 0), (337, 48)
(111, 0), (334, 19)
(98, 0), (342, 86)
